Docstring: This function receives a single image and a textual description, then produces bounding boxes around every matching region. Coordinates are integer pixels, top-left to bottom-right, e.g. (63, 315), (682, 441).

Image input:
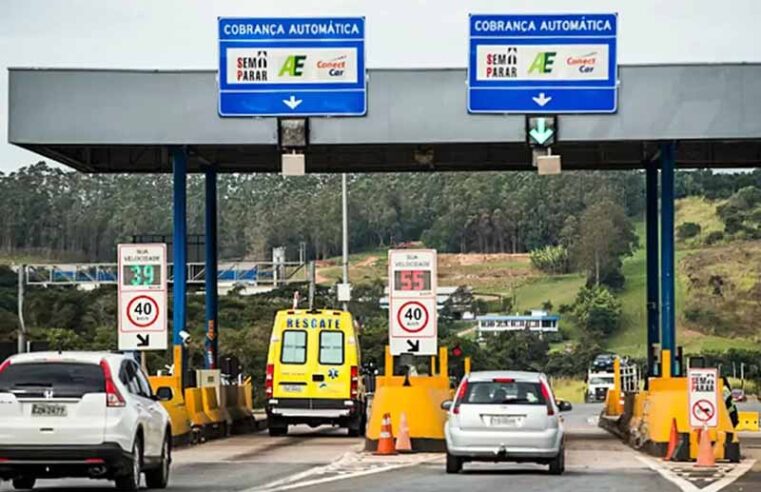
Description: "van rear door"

(0, 362), (107, 445)
(273, 329), (311, 398)
(312, 329), (349, 400)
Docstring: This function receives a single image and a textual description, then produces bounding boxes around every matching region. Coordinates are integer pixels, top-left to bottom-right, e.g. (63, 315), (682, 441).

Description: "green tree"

(571, 286), (622, 337)
(571, 198), (638, 288)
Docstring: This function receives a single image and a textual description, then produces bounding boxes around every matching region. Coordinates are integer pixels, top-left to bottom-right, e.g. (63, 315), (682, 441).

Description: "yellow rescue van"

(265, 309), (367, 436)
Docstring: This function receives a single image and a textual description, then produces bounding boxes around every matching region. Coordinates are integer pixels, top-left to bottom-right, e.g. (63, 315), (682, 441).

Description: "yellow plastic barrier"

(242, 383), (254, 411)
(184, 387), (212, 428)
(238, 384), (253, 414)
(148, 375), (191, 439)
(214, 386), (234, 425)
(366, 346), (451, 451)
(223, 385), (248, 421)
(737, 411), (760, 432)
(201, 387), (225, 425)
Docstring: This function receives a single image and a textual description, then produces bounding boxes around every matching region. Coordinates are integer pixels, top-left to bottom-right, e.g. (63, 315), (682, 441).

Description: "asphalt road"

(1, 403), (758, 492)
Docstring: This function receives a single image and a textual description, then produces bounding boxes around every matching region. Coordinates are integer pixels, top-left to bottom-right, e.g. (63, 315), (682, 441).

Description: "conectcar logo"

(316, 55), (347, 76)
(566, 52), (598, 73)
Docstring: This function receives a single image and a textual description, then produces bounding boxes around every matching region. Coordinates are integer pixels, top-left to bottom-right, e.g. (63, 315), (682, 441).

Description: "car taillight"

(350, 366), (359, 400)
(265, 364), (274, 398)
(100, 360), (125, 407)
(452, 379), (469, 415)
(540, 381), (555, 416)
(0, 359), (11, 374)
(493, 378), (514, 383)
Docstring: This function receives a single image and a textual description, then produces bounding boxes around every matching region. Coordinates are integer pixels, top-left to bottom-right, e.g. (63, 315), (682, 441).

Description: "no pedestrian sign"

(118, 244), (168, 351)
(688, 368), (718, 428)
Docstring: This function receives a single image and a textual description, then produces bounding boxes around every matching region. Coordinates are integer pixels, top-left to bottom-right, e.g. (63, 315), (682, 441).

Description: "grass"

(513, 274), (586, 312)
(549, 377), (585, 404)
(675, 196), (725, 248)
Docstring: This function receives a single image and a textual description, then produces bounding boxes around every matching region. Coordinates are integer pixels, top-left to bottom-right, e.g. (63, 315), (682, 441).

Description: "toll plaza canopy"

(7, 64), (761, 172)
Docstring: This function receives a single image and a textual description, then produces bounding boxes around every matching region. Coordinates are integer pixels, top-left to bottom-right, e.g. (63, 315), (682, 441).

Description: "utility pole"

(17, 265), (26, 354)
(308, 261), (315, 311)
(341, 173), (349, 311)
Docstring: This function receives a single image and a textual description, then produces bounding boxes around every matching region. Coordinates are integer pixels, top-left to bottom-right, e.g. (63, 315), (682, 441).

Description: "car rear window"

(319, 331), (344, 365)
(0, 362), (105, 398)
(281, 330), (307, 364)
(463, 381), (547, 405)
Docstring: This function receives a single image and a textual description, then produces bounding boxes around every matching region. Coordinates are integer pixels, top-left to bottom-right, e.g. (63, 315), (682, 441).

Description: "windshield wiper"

(11, 383), (53, 387)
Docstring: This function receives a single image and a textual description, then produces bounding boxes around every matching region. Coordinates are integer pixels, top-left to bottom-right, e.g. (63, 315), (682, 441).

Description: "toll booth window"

(281, 330), (307, 364)
(319, 331), (344, 365)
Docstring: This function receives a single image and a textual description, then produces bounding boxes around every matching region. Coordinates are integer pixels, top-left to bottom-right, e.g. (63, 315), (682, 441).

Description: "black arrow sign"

(136, 334), (150, 347)
(406, 340), (420, 353)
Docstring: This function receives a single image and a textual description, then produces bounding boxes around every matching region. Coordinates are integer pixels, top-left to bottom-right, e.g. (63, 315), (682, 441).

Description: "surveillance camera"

(179, 331), (192, 345)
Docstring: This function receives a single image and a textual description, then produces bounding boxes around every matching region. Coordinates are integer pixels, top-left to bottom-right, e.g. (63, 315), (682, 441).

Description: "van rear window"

(319, 331), (344, 365)
(281, 330), (307, 364)
(0, 362), (105, 398)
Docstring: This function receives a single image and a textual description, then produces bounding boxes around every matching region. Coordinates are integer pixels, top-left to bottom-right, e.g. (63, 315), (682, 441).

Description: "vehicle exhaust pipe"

(88, 465), (107, 477)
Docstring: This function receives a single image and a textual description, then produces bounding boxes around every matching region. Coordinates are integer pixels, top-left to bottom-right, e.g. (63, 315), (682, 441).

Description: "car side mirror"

(155, 386), (173, 402)
(557, 400), (573, 412)
(441, 400), (453, 411)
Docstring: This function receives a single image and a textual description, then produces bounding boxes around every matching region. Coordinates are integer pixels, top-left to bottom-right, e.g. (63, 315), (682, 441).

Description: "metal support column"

(341, 173), (349, 311)
(646, 161), (660, 378)
(171, 148), (188, 388)
(204, 166), (219, 370)
(659, 142), (676, 376)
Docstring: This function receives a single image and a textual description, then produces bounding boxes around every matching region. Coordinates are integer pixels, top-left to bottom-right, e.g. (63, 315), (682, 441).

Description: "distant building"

(476, 310), (559, 339)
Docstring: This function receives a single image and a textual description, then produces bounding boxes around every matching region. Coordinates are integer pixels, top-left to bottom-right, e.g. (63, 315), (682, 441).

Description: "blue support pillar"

(171, 148), (188, 388)
(204, 167), (219, 370)
(660, 142), (676, 376)
(646, 161), (660, 378)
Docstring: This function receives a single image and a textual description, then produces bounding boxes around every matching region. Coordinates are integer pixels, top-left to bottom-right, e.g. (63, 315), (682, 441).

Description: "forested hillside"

(1, 163), (761, 389)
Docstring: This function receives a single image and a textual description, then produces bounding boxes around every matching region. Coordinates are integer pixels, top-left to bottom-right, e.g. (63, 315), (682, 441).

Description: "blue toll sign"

(218, 17), (366, 117)
(468, 14), (618, 114)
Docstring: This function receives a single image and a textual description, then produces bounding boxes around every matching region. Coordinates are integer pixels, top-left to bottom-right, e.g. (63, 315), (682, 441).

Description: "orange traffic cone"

(395, 412), (412, 453)
(375, 413), (397, 455)
(695, 426), (716, 467)
(665, 418), (679, 460)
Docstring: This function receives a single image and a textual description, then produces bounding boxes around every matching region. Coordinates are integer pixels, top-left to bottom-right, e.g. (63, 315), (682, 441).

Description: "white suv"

(0, 352), (172, 490)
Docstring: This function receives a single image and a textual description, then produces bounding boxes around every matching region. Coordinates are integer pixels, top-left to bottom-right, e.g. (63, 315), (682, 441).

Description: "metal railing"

(24, 261), (307, 286)
(620, 363), (640, 394)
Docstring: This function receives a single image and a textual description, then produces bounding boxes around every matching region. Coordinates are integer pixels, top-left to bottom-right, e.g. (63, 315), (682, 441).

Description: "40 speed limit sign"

(388, 249), (437, 356)
(118, 244), (168, 351)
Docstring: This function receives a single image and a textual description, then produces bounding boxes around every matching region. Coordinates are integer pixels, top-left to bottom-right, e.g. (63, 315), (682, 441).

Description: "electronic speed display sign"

(118, 244), (168, 351)
(388, 249), (437, 356)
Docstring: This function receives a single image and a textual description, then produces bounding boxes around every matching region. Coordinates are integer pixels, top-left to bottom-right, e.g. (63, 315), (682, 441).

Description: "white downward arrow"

(532, 92), (552, 107)
(282, 95), (303, 110)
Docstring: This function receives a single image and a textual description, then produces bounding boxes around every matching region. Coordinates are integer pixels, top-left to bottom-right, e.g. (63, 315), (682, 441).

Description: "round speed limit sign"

(126, 295), (160, 328)
(397, 301), (429, 333)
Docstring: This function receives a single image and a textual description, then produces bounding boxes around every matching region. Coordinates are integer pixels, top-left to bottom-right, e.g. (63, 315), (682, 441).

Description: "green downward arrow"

(529, 118), (554, 146)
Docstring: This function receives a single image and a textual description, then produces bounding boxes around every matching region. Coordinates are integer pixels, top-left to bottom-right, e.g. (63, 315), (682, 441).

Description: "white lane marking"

(243, 453), (439, 492)
(637, 456), (756, 492)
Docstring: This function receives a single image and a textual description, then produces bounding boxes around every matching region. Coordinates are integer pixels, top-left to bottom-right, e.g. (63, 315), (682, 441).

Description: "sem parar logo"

(528, 52), (557, 74)
(279, 55), (307, 77)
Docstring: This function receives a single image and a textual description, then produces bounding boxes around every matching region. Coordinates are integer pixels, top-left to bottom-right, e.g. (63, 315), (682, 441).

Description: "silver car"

(442, 371), (572, 474)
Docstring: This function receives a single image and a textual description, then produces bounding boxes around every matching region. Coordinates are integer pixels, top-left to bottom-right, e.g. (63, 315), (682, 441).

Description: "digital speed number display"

(122, 265), (162, 287)
(393, 270), (431, 292)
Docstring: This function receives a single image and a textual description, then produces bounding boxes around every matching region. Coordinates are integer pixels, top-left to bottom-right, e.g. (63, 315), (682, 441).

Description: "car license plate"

(281, 384), (303, 393)
(32, 403), (67, 417)
(490, 415), (522, 427)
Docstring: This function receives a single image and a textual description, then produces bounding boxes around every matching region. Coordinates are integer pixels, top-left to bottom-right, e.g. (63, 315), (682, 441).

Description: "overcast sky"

(2, 0), (761, 172)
